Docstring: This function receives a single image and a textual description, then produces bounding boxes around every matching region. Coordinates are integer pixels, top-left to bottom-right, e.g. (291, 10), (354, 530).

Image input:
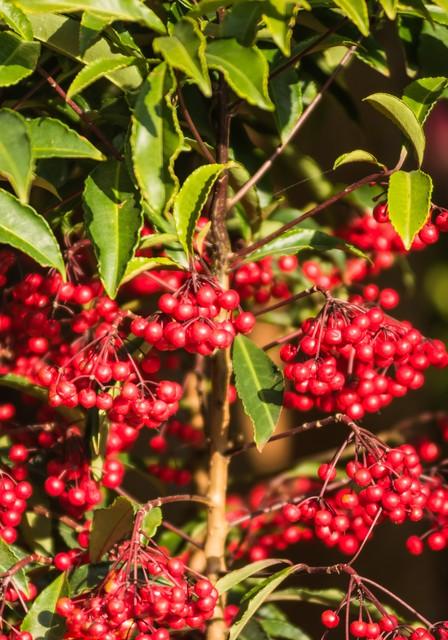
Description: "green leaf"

(141, 507), (162, 539)
(229, 162), (262, 233)
(206, 39), (274, 111)
(139, 232), (178, 249)
(432, 0), (448, 11)
(232, 335), (284, 451)
(332, 0), (369, 35)
(69, 562), (110, 594)
(216, 559), (289, 595)
(89, 496), (134, 562)
(263, 0), (299, 56)
(248, 227), (367, 262)
(83, 160), (142, 298)
(173, 163), (226, 256)
(363, 92), (426, 165)
(0, 0), (33, 40)
(16, 0), (166, 33)
(0, 539), (29, 594)
(21, 573), (69, 640)
(120, 256), (179, 285)
(89, 409), (109, 481)
(79, 11), (111, 55)
(153, 18), (211, 97)
(268, 586), (346, 606)
(0, 109), (33, 202)
(29, 117), (104, 160)
(0, 31), (40, 87)
(229, 565), (297, 640)
(0, 189), (65, 276)
(333, 149), (384, 169)
(221, 2), (262, 46)
(260, 619), (311, 640)
(29, 13), (143, 91)
(402, 76), (448, 124)
(270, 69), (303, 144)
(67, 54), (135, 98)
(21, 511), (53, 555)
(378, 0), (398, 19)
(387, 169), (433, 250)
(131, 62), (183, 217)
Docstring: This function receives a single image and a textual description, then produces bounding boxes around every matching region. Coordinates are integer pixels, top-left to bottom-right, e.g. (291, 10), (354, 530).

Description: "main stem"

(204, 72), (232, 640)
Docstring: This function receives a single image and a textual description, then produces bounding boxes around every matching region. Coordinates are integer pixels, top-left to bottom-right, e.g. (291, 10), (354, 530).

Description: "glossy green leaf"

(22, 511), (53, 555)
(153, 18), (211, 96)
(0, 539), (29, 594)
(402, 76), (448, 124)
(232, 335), (284, 451)
(67, 54), (135, 98)
(221, 2), (262, 46)
(363, 92), (426, 165)
(83, 160), (142, 298)
(0, 190), (65, 276)
(131, 62), (183, 217)
(378, 0), (398, 19)
(139, 232), (178, 249)
(79, 11), (111, 54)
(333, 149), (384, 169)
(21, 573), (69, 640)
(69, 563), (110, 594)
(229, 565), (297, 640)
(268, 586), (347, 606)
(260, 619), (311, 640)
(387, 169), (433, 250)
(270, 69), (303, 143)
(432, 0), (448, 11)
(29, 13), (143, 91)
(29, 117), (104, 160)
(16, 0), (165, 33)
(263, 0), (299, 56)
(141, 507), (162, 539)
(0, 109), (33, 202)
(217, 559), (289, 595)
(0, 0), (33, 40)
(332, 0), (369, 35)
(248, 228), (367, 262)
(89, 496), (134, 562)
(206, 39), (274, 111)
(120, 256), (179, 285)
(0, 31), (39, 86)
(173, 163), (226, 256)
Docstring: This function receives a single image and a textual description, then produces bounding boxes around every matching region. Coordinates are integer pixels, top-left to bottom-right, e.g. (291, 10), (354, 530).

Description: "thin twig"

(226, 45), (359, 212)
(177, 82), (215, 163)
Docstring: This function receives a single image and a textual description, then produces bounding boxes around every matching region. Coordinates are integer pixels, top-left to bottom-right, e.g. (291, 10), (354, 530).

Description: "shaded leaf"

(363, 92), (426, 165)
(131, 62), (183, 217)
(21, 573), (69, 640)
(268, 586), (347, 606)
(79, 11), (111, 54)
(206, 39), (274, 111)
(0, 0), (33, 40)
(29, 117), (104, 160)
(16, 0), (165, 32)
(260, 619), (311, 640)
(67, 54), (135, 98)
(120, 256), (179, 285)
(0, 539), (29, 594)
(221, 2), (262, 46)
(387, 169), (433, 250)
(402, 76), (448, 124)
(0, 109), (33, 202)
(333, 149), (384, 169)
(229, 162), (261, 233)
(89, 496), (134, 562)
(332, 0), (369, 35)
(248, 228), (368, 262)
(0, 189), (65, 276)
(153, 17), (211, 96)
(69, 562), (110, 594)
(0, 31), (39, 86)
(217, 559), (289, 595)
(232, 335), (284, 451)
(263, 0), (299, 56)
(230, 565), (297, 640)
(378, 0), (398, 19)
(270, 69), (303, 144)
(141, 507), (162, 539)
(83, 160), (142, 298)
(173, 163), (226, 256)
(21, 511), (53, 555)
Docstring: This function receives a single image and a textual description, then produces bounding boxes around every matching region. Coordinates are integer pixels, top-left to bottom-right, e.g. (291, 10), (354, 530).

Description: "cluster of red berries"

(372, 202), (448, 250)
(130, 275), (255, 356)
(321, 609), (448, 640)
(231, 257), (292, 304)
(0, 470), (32, 544)
(56, 541), (218, 640)
(282, 298), (448, 420)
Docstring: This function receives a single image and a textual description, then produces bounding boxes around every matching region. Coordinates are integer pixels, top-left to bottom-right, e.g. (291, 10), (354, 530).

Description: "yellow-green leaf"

(332, 0), (369, 35)
(21, 573), (69, 640)
(0, 109), (33, 202)
(0, 31), (40, 86)
(333, 149), (384, 169)
(67, 54), (135, 98)
(387, 169), (433, 249)
(0, 0), (33, 40)
(29, 117), (104, 160)
(402, 76), (448, 124)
